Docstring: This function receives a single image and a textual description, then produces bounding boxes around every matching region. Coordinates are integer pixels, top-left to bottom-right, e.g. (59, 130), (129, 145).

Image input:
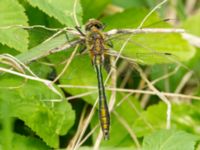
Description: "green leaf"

(133, 102), (200, 137)
(133, 102), (167, 137)
(143, 129), (199, 150)
(102, 8), (168, 30)
(78, 146), (136, 150)
(112, 0), (146, 9)
(0, 77), (75, 148)
(186, 47), (200, 80)
(170, 101), (200, 135)
(29, 61), (53, 79)
(182, 10), (200, 37)
(0, 44), (19, 55)
(26, 0), (82, 26)
(81, 0), (111, 23)
(49, 51), (111, 105)
(102, 8), (195, 64)
(150, 64), (185, 92)
(0, 132), (50, 150)
(56, 54), (99, 105)
(0, 0), (28, 52)
(181, 10), (200, 82)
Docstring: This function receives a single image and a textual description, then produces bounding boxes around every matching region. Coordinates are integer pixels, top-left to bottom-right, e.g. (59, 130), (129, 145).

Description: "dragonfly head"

(85, 19), (104, 31)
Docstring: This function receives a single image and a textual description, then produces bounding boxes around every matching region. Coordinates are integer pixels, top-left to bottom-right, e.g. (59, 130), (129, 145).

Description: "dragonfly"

(14, 17), (193, 141)
(72, 19), (181, 140)
(84, 19), (111, 140)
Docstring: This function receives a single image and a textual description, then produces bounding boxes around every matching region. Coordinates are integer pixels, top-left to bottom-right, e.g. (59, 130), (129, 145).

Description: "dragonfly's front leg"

(75, 26), (86, 37)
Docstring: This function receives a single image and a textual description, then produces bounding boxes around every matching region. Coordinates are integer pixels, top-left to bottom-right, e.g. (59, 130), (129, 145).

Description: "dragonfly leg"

(75, 26), (85, 37)
(79, 45), (87, 54)
(64, 32), (70, 42)
(106, 40), (113, 48)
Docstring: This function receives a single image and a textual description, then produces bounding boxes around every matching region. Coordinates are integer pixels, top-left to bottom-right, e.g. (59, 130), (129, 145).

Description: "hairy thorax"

(86, 27), (107, 64)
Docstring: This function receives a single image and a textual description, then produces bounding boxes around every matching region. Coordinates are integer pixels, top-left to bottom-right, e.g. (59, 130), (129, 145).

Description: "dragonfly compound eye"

(85, 19), (104, 31)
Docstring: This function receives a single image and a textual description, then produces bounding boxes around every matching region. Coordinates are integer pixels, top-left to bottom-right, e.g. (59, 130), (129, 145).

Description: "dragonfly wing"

(107, 32), (195, 65)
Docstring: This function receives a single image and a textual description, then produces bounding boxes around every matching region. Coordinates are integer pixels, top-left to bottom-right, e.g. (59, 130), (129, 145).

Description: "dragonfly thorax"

(85, 20), (107, 65)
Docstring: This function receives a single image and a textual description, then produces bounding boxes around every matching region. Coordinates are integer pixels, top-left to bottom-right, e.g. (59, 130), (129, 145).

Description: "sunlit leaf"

(0, 77), (75, 148)
(81, 0), (111, 23)
(112, 0), (146, 9)
(55, 53), (100, 105)
(143, 129), (198, 150)
(26, 0), (82, 26)
(133, 102), (200, 137)
(0, 0), (28, 52)
(182, 10), (200, 37)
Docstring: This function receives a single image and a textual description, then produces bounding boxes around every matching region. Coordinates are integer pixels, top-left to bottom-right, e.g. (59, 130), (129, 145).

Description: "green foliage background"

(0, 0), (200, 149)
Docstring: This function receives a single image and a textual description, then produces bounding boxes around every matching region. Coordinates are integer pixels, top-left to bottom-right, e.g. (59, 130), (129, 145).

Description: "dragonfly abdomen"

(94, 60), (110, 140)
(99, 100), (110, 140)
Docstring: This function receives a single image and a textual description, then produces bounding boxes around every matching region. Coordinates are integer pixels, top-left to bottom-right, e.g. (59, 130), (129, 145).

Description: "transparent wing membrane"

(109, 33), (195, 64)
